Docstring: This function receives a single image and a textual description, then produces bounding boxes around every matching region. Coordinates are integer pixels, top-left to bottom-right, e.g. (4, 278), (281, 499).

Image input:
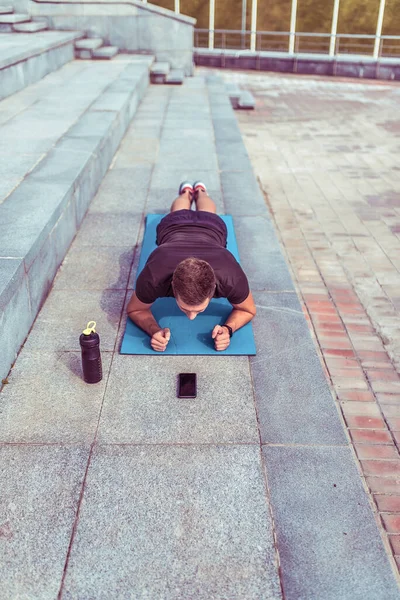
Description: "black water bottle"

(80, 321), (102, 384)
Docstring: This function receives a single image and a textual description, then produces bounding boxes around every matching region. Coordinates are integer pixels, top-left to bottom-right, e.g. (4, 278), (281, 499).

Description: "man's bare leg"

(170, 189), (192, 212)
(195, 188), (217, 213)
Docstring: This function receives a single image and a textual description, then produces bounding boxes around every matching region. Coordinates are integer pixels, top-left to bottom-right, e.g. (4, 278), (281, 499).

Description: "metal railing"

(194, 29), (400, 59)
(147, 0), (399, 60)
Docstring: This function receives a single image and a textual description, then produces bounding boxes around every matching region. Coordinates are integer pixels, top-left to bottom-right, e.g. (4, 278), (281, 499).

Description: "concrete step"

(150, 61), (170, 83)
(0, 6), (13, 14)
(0, 13), (30, 23)
(74, 38), (103, 51)
(165, 68), (184, 85)
(92, 46), (119, 60)
(0, 58), (151, 380)
(226, 83), (242, 108)
(0, 31), (83, 102)
(237, 90), (255, 110)
(225, 84), (255, 110)
(13, 21), (48, 33)
(75, 49), (93, 60)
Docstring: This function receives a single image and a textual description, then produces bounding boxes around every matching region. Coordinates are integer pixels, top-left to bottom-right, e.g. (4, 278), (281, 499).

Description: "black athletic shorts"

(156, 209), (228, 247)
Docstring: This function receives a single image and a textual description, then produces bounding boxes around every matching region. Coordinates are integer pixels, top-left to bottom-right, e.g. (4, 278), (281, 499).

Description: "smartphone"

(178, 373), (197, 398)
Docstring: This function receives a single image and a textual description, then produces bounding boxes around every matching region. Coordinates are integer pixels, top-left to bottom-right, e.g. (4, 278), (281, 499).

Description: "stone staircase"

(0, 5), (47, 32)
(74, 37), (119, 60)
(225, 82), (256, 109)
(0, 30), (84, 101)
(0, 7), (120, 59)
(0, 31), (154, 380)
(150, 61), (185, 85)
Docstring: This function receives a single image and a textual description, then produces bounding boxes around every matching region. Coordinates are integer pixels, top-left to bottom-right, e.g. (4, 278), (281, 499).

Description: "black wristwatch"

(222, 324), (233, 338)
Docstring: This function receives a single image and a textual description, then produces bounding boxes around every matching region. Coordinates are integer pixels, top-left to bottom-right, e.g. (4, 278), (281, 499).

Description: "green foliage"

(181, 0), (213, 28)
(150, 0), (400, 34)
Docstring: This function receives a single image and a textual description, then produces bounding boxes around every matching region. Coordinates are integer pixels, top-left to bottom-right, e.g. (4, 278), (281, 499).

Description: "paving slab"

(88, 164), (152, 212)
(220, 170), (268, 216)
(169, 95), (211, 106)
(52, 246), (133, 291)
(0, 444), (88, 600)
(212, 119), (244, 144)
(151, 166), (220, 190)
(158, 126), (216, 141)
(29, 144), (94, 191)
(91, 90), (134, 112)
(72, 212), (142, 248)
(166, 104), (211, 117)
(0, 151), (44, 204)
(145, 187), (225, 215)
(0, 351), (112, 443)
(111, 137), (159, 165)
(158, 137), (216, 159)
(1, 114), (77, 146)
(158, 130), (215, 147)
(163, 116), (215, 129)
(134, 102), (169, 117)
(263, 446), (400, 600)
(232, 215), (294, 291)
(128, 115), (165, 131)
(65, 110), (116, 139)
(169, 92), (209, 103)
(98, 355), (259, 444)
(127, 121), (163, 138)
(62, 445), (282, 599)
(251, 291), (347, 445)
(157, 153), (219, 172)
(24, 289), (126, 352)
(144, 187), (187, 214)
(216, 139), (254, 172)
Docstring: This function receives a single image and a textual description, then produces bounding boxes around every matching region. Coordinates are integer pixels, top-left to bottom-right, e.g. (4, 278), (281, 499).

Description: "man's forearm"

(224, 309), (254, 333)
(127, 309), (161, 338)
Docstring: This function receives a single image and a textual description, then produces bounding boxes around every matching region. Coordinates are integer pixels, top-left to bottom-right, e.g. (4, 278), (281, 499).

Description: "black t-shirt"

(135, 243), (250, 305)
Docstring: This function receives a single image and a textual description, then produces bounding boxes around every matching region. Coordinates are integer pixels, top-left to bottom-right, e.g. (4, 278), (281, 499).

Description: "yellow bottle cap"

(82, 321), (97, 335)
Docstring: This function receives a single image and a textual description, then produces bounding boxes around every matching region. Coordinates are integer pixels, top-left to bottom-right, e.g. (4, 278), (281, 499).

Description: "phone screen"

(178, 373), (197, 398)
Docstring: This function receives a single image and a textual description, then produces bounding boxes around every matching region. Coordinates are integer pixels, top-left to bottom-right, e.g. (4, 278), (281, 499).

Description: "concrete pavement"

(220, 66), (400, 585)
(0, 72), (399, 598)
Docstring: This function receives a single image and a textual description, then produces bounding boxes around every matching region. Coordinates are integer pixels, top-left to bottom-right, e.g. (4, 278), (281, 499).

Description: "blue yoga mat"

(120, 214), (256, 355)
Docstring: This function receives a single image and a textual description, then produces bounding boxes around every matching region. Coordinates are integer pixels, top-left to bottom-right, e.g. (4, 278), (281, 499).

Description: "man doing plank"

(127, 181), (256, 352)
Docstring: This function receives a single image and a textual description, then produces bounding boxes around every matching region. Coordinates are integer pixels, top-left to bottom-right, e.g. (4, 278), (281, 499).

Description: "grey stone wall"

(194, 49), (400, 82)
(29, 1), (195, 75)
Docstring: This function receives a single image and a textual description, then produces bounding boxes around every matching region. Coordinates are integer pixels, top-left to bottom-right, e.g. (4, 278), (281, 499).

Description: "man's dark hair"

(172, 258), (216, 305)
